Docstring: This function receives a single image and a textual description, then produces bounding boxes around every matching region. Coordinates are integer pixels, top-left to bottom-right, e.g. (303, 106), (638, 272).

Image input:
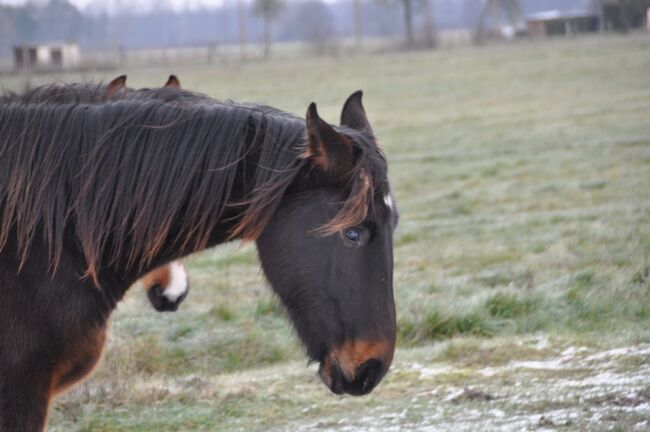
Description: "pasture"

(3, 34), (649, 431)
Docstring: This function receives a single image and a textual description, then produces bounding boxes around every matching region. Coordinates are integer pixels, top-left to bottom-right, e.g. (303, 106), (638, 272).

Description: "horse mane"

(0, 81), (201, 105)
(0, 83), (384, 285)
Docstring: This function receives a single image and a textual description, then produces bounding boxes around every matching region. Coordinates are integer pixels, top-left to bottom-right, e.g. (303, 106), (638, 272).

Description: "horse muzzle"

(147, 283), (188, 312)
(318, 339), (395, 396)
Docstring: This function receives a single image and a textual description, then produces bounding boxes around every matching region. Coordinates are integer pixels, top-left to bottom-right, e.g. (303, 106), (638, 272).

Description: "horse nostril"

(345, 358), (385, 396)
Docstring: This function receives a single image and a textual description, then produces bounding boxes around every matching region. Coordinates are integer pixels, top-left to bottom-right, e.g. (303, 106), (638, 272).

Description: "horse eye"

(345, 228), (362, 242)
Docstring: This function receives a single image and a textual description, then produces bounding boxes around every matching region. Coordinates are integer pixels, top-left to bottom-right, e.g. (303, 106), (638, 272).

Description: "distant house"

(526, 10), (599, 37)
(525, 1), (650, 37)
(13, 42), (81, 71)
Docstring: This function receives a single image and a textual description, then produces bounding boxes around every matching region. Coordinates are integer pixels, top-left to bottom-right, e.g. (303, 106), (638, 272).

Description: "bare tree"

(237, 0), (248, 59)
(377, 0), (413, 47)
(423, 0), (436, 48)
(253, 0), (285, 58)
(353, 0), (363, 50)
(379, 0), (436, 49)
(288, 0), (337, 56)
(403, 0), (414, 48)
(0, 8), (16, 58)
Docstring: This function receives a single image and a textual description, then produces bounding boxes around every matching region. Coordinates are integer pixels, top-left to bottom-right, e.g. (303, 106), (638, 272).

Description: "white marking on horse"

(383, 193), (394, 213)
(163, 261), (188, 302)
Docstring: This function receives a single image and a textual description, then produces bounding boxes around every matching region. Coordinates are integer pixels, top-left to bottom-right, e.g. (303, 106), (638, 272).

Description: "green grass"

(485, 292), (538, 319)
(5, 33), (650, 430)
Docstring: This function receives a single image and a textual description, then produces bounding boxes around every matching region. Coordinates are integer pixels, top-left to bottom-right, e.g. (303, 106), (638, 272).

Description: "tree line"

(2, 0), (629, 59)
(4, 0), (500, 58)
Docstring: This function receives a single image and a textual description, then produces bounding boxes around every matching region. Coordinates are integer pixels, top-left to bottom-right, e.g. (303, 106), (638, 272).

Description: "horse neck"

(113, 116), (304, 286)
(0, 98), (304, 295)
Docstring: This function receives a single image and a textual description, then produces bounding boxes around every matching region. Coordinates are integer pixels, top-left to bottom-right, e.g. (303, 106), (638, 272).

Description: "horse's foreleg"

(0, 365), (52, 432)
(49, 324), (106, 397)
(0, 240), (113, 431)
(0, 323), (106, 432)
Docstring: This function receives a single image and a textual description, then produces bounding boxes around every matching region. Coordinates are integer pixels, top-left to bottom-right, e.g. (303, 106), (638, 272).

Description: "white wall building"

(13, 43), (81, 71)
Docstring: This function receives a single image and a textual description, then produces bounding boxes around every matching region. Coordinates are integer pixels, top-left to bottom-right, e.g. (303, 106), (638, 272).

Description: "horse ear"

(105, 75), (127, 98)
(165, 74), (181, 89)
(305, 102), (354, 176)
(340, 90), (373, 134)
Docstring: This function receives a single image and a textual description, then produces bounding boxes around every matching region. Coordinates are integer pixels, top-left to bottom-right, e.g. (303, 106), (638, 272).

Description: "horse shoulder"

(49, 323), (107, 396)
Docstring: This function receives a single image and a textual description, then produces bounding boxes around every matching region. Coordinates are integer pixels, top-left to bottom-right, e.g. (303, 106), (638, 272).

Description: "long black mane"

(0, 83), (383, 286)
(0, 84), (310, 283)
(0, 82), (386, 289)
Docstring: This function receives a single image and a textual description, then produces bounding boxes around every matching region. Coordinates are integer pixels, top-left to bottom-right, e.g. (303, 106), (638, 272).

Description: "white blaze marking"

(163, 261), (188, 302)
(384, 193), (394, 212)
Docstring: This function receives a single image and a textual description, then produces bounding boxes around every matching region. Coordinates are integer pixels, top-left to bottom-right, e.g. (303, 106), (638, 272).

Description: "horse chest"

(50, 325), (107, 395)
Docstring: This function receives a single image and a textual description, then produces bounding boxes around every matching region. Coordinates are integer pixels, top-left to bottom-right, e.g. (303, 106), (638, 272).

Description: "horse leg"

(0, 362), (52, 431)
(49, 324), (107, 397)
(1, 254), (109, 431)
(0, 323), (106, 432)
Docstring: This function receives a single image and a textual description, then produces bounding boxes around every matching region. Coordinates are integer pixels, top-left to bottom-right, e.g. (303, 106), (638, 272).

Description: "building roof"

(526, 9), (597, 22)
(13, 42), (79, 49)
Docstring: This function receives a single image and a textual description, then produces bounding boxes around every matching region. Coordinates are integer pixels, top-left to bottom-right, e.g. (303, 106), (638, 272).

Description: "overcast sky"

(0, 0), (230, 13)
(0, 0), (350, 9)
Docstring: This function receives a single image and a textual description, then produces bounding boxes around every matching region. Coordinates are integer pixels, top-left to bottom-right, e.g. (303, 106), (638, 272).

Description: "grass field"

(3, 34), (650, 431)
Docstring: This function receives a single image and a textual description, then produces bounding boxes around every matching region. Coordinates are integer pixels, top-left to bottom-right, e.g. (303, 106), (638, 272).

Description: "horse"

(103, 75), (192, 312)
(0, 74), (191, 314)
(140, 260), (189, 312)
(1, 74), (181, 103)
(0, 82), (397, 431)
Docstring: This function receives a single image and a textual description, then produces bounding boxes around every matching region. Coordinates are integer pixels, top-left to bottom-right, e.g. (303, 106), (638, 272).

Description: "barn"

(525, 1), (650, 37)
(526, 10), (599, 37)
(13, 42), (81, 72)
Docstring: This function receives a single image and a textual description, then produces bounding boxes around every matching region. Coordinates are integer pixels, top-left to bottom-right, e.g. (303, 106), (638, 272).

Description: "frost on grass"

(43, 34), (650, 431)
(280, 341), (650, 432)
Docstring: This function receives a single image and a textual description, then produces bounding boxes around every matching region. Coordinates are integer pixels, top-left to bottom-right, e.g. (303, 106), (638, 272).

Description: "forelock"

(317, 127), (388, 234)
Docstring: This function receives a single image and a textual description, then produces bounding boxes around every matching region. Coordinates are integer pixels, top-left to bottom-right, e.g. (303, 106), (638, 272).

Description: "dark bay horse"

(141, 259), (189, 312)
(0, 82), (397, 431)
(1, 74), (191, 313)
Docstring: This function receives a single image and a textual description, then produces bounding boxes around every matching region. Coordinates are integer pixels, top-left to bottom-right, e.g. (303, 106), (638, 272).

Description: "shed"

(13, 43), (81, 71)
(526, 10), (599, 37)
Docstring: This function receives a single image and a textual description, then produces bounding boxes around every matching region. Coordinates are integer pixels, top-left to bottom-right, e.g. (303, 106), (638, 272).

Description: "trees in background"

(19, 0), (650, 61)
(378, 0), (436, 49)
(402, 0), (415, 47)
(0, 9), (16, 58)
(423, 0), (436, 48)
(376, 0), (414, 47)
(0, 1), (76, 57)
(253, 0), (285, 58)
(353, 0), (363, 49)
(237, 0), (248, 59)
(285, 0), (337, 55)
(599, 0), (650, 31)
(39, 0), (84, 41)
(0, 0), (415, 59)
